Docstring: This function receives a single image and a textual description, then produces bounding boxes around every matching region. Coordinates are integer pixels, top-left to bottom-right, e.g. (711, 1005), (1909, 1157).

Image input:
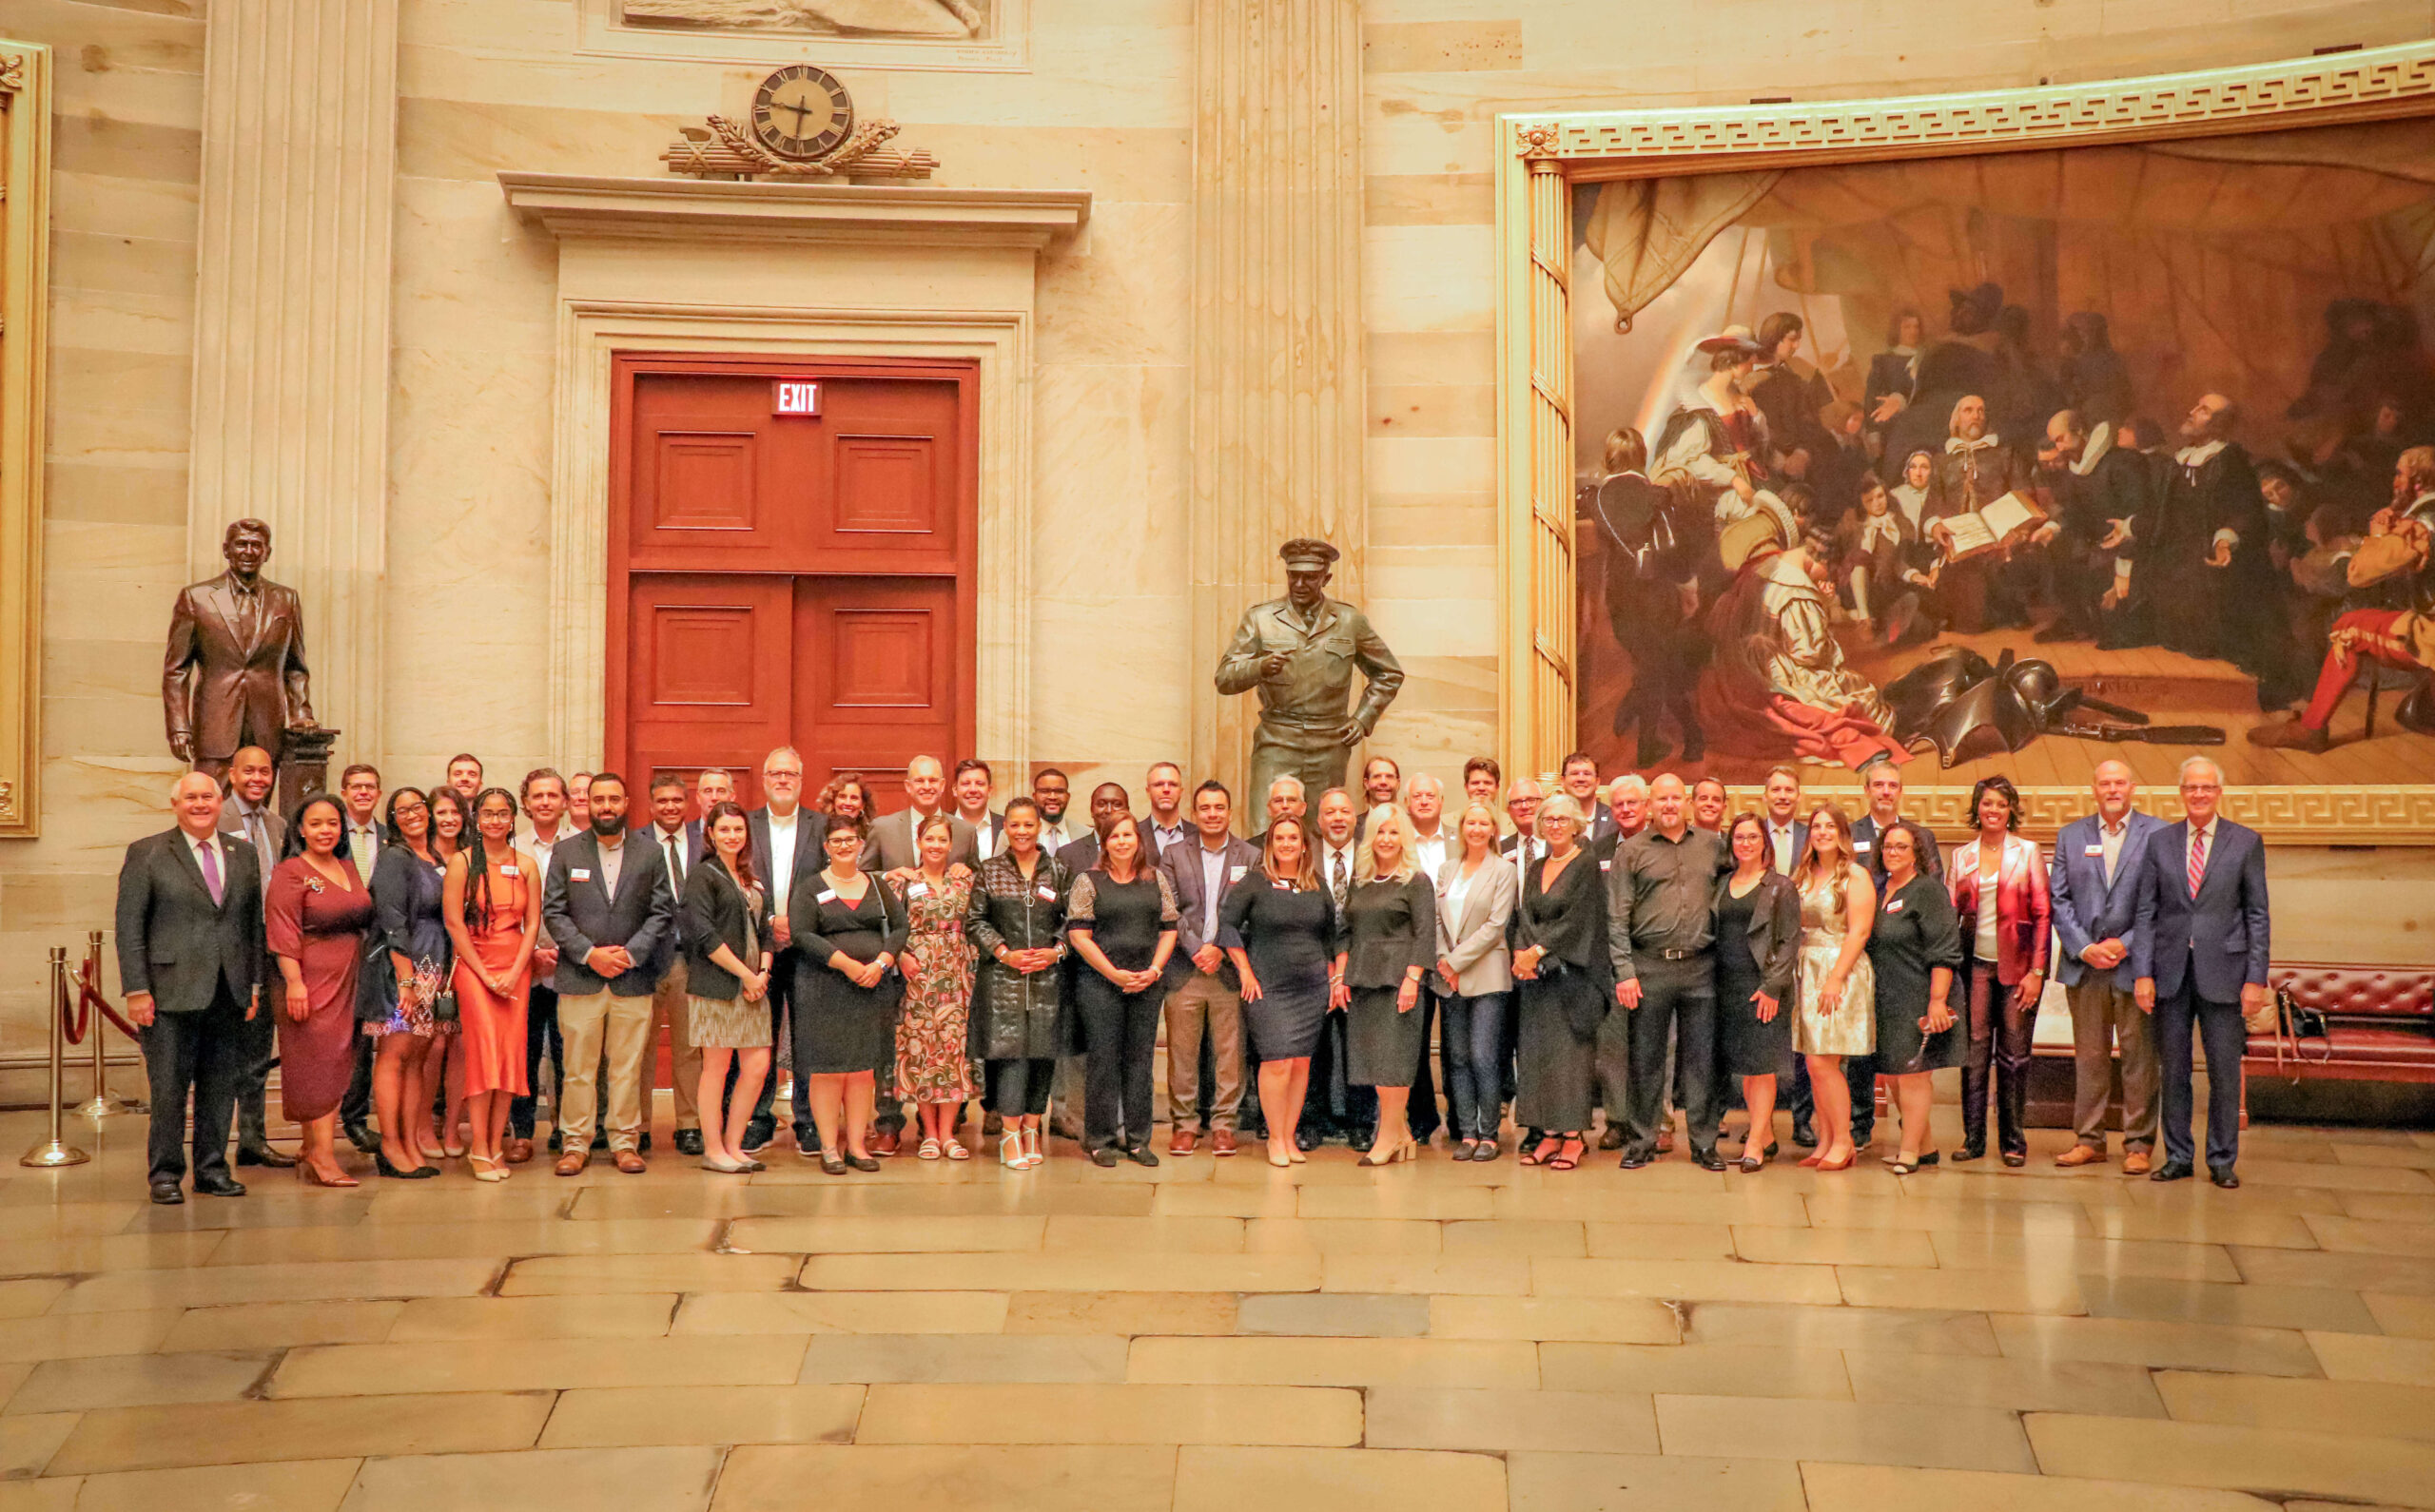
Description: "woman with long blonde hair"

(1339, 805), (1438, 1166)
(1791, 804), (1877, 1173)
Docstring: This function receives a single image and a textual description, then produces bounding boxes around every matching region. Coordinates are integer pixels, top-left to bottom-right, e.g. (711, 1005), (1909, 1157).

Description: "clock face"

(751, 65), (852, 162)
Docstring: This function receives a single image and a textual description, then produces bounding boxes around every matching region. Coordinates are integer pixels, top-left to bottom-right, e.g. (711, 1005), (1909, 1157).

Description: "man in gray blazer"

(216, 745), (295, 1169)
(2050, 759), (2167, 1174)
(868, 753), (980, 874)
(117, 770), (265, 1203)
(1159, 779), (1259, 1155)
(542, 772), (675, 1175)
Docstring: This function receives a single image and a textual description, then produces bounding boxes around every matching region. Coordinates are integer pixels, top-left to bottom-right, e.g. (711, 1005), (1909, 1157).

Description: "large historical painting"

(1569, 118), (2435, 794)
(619, 0), (992, 39)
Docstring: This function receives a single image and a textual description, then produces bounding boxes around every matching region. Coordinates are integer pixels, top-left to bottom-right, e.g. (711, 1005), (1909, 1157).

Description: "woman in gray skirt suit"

(1338, 804), (1438, 1167)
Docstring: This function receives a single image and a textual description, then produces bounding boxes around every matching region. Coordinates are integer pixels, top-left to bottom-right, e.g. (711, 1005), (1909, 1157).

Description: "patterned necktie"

(667, 834), (684, 888)
(197, 838), (224, 906)
(1331, 852), (1348, 907)
(2187, 826), (2207, 900)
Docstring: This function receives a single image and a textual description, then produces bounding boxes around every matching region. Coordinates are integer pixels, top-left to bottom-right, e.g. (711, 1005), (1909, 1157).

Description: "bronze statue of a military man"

(1216, 538), (1405, 807)
(163, 518), (319, 778)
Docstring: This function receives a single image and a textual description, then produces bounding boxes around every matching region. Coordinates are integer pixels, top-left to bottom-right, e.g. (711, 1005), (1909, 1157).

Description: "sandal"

(944, 1139), (970, 1161)
(1519, 1134), (1556, 1167)
(1546, 1136), (1585, 1172)
(917, 1137), (942, 1161)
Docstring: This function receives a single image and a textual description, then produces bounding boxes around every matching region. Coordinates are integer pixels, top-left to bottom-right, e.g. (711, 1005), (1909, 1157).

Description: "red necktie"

(2187, 827), (2207, 900)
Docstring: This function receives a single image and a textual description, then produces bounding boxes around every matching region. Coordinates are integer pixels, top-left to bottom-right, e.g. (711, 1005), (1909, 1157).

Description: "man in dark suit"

(635, 772), (708, 1154)
(1761, 765), (1820, 1149)
(116, 770), (264, 1203)
(952, 758), (1004, 861)
(869, 753), (980, 875)
(2133, 756), (2270, 1189)
(1560, 752), (1620, 850)
(543, 772), (675, 1175)
(161, 517), (317, 778)
(1834, 752), (1932, 1153)
(1159, 779), (1259, 1156)
(742, 746), (827, 1154)
(1057, 783), (1162, 873)
(2051, 759), (2167, 1174)
(215, 745), (295, 1170)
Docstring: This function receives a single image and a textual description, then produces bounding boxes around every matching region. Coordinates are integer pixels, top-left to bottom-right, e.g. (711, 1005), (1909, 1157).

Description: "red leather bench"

(2249, 962), (2435, 1085)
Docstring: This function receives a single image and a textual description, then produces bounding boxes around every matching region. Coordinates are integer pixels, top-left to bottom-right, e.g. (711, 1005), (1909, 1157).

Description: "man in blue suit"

(2049, 759), (2166, 1174)
(2132, 756), (2270, 1189)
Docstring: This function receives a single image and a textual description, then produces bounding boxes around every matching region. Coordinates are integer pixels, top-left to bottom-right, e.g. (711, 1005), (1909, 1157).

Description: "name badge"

(571, 868), (592, 882)
(1853, 840), (1872, 852)
(815, 889), (838, 905)
(2085, 844), (2105, 858)
(1885, 899), (1905, 913)
(1230, 865), (1248, 882)
(1035, 884), (1058, 901)
(907, 881), (929, 898)
(500, 864), (520, 877)
(1600, 860), (1612, 872)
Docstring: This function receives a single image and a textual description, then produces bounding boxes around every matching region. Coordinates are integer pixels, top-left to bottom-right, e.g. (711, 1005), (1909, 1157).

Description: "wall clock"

(751, 64), (853, 162)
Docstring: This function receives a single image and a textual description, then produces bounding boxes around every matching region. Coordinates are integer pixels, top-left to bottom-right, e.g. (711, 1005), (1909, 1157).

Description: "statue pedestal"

(277, 726), (340, 817)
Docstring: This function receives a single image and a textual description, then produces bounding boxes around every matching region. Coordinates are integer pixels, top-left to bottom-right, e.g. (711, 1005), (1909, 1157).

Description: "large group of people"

(113, 740), (2274, 1202)
(1588, 291), (2435, 768)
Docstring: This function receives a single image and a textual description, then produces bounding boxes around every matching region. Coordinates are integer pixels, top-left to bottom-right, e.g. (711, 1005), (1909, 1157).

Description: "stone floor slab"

(339, 1444), (719, 1512)
(1171, 1446), (1505, 1512)
(857, 1384), (1362, 1445)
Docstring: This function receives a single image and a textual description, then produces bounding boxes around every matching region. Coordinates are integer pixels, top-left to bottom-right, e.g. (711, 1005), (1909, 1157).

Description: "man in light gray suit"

(868, 753), (979, 874)
(2051, 759), (2167, 1174)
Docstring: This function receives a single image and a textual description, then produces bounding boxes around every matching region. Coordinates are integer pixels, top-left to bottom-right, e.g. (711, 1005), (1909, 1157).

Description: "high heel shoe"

(465, 1153), (507, 1183)
(1001, 1134), (1024, 1169)
(1815, 1149), (1856, 1173)
(375, 1153), (437, 1180)
(297, 1162), (360, 1188)
(1357, 1135), (1419, 1168)
(1022, 1128), (1044, 1169)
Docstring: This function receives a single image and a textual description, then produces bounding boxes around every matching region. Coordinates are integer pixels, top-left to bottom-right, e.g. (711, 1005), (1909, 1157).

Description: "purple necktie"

(198, 840), (224, 905)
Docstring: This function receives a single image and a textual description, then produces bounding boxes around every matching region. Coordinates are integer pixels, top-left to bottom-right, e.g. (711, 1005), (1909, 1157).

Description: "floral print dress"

(888, 870), (980, 1103)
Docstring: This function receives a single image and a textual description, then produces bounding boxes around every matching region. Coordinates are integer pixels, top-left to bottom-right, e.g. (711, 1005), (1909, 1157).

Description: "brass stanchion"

(19, 947), (91, 1168)
(72, 929), (144, 1118)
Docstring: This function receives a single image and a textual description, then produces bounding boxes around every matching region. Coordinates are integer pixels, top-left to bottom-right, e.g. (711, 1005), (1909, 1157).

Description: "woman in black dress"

(1340, 804), (1437, 1167)
(1069, 814), (1179, 1168)
(1510, 795), (1611, 1172)
(967, 797), (1071, 1171)
(1712, 812), (1802, 1173)
(1870, 819), (1963, 1173)
(367, 786), (450, 1179)
(1220, 815), (1340, 1169)
(789, 815), (906, 1174)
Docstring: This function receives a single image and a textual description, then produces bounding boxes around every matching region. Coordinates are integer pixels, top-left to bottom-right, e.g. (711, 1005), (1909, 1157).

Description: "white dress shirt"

(960, 809), (998, 862)
(766, 807), (802, 913)
(1321, 840), (1357, 902)
(1411, 826), (1449, 882)
(186, 829), (230, 901)
(653, 823), (689, 890)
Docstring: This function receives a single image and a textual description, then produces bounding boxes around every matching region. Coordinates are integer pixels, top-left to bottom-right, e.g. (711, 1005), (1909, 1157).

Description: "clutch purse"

(431, 989), (459, 1025)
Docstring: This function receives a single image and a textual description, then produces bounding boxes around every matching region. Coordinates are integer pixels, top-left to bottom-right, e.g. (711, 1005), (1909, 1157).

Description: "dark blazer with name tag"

(1159, 833), (1259, 992)
(543, 832), (675, 998)
(2048, 809), (2165, 991)
(114, 827), (265, 1014)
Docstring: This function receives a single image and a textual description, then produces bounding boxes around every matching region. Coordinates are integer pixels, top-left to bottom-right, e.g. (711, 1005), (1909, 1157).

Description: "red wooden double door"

(608, 355), (976, 807)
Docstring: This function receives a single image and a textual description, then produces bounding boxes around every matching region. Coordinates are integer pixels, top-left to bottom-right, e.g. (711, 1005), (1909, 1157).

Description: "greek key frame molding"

(1493, 40), (2435, 844)
(0, 41), (49, 840)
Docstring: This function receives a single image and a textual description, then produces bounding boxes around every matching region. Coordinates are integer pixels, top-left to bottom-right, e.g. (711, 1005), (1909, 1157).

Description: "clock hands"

(781, 93), (818, 136)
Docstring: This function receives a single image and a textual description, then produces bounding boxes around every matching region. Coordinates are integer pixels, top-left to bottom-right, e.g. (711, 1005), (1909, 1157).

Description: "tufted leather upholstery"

(2248, 962), (2435, 1082)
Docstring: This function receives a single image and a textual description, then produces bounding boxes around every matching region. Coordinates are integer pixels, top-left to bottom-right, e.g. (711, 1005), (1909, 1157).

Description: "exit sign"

(772, 378), (821, 417)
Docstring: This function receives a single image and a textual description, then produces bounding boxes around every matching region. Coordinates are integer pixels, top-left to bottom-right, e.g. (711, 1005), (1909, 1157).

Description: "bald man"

(117, 771), (266, 1203)
(2050, 760), (2167, 1173)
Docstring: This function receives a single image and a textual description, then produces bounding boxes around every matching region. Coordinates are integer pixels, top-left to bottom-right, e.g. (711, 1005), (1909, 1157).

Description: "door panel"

(795, 575), (958, 810)
(625, 573), (792, 802)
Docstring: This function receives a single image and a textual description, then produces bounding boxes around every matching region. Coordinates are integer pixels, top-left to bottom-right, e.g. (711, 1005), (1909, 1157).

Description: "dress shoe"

(1168, 1130), (1198, 1156)
(1347, 1125), (1376, 1152)
(591, 1132), (610, 1152)
(1597, 1124), (1626, 1151)
(555, 1152), (589, 1176)
(502, 1137), (535, 1165)
(2054, 1145), (2107, 1169)
(1618, 1152), (1651, 1170)
(1212, 1129), (1238, 1156)
(1125, 1144), (1160, 1168)
(2151, 1159), (2195, 1182)
(1694, 1150), (1727, 1172)
(1089, 1147), (1120, 1168)
(870, 1130), (900, 1157)
(1852, 1133), (1873, 1153)
(1952, 1142), (1986, 1164)
(613, 1150), (647, 1174)
(236, 1142), (296, 1169)
(674, 1129), (705, 1157)
(149, 1180), (185, 1206)
(2002, 1151), (2027, 1168)
(194, 1173), (246, 1198)
(2210, 1167), (2241, 1190)
(639, 1131), (653, 1153)
(342, 1118), (379, 1154)
(1790, 1121), (1817, 1149)
(1295, 1127), (1321, 1153)
(2122, 1150), (2153, 1175)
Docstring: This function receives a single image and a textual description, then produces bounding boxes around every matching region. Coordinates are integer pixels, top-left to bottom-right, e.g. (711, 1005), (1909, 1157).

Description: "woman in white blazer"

(1435, 801), (1520, 1161)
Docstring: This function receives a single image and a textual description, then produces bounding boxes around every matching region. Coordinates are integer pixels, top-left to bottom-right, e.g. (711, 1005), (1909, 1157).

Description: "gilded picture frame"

(0, 41), (48, 840)
(1495, 41), (2435, 843)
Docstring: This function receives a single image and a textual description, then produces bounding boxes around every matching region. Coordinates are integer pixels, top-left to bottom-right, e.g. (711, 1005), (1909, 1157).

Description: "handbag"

(431, 988), (460, 1025)
(2269, 983), (2329, 1077)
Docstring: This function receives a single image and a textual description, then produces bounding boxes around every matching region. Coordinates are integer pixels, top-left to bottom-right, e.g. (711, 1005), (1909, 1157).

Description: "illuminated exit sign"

(772, 378), (821, 417)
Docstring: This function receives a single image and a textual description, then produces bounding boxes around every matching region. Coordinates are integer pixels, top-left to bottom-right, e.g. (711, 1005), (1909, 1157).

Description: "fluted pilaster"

(187, 1), (399, 764)
(1190, 0), (1368, 800)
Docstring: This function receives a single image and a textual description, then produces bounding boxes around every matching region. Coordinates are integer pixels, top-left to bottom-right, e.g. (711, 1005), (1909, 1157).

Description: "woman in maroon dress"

(267, 793), (377, 1187)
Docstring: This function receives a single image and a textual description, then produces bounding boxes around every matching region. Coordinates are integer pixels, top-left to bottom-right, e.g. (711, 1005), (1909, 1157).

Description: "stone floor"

(2, 1101), (2433, 1512)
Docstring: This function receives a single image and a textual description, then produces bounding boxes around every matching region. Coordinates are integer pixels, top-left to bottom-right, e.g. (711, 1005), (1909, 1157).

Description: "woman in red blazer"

(1947, 776), (2050, 1167)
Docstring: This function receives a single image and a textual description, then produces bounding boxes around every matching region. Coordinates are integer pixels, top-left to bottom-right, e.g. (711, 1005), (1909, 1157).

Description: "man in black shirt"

(1606, 775), (1729, 1170)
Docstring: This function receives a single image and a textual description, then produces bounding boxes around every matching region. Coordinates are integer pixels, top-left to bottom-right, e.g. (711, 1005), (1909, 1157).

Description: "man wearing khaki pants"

(2048, 760), (2166, 1174)
(541, 773), (674, 1175)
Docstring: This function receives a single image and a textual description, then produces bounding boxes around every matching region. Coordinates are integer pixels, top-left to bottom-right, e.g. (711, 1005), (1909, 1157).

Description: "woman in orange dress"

(443, 786), (540, 1181)
(266, 793), (376, 1188)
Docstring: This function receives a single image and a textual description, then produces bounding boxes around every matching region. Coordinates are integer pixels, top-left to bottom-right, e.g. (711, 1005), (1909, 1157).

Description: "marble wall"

(4, 0), (2432, 1079)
